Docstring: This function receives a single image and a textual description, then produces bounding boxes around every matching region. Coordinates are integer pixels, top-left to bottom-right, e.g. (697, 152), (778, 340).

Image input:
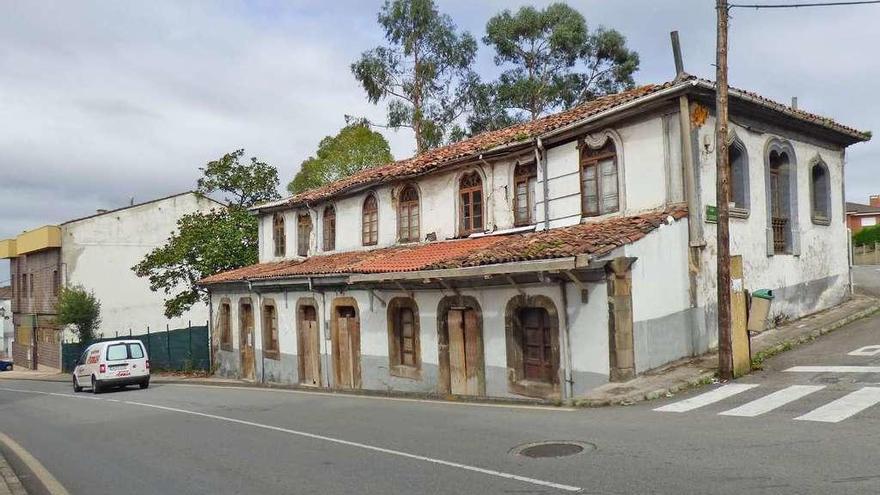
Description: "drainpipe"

(478, 154), (496, 231)
(558, 281), (574, 403)
(536, 139), (549, 230)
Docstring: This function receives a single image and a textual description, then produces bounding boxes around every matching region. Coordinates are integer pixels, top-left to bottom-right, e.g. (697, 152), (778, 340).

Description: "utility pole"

(715, 0), (733, 380)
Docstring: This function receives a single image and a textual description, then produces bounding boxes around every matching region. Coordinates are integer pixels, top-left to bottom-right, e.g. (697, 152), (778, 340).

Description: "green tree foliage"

(287, 120), (394, 195)
(134, 151), (280, 318)
(471, 2), (639, 132)
(351, 0), (478, 153)
(853, 224), (880, 247)
(57, 285), (102, 344)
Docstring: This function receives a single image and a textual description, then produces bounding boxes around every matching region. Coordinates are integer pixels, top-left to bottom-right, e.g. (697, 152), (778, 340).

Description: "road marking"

(718, 385), (825, 417)
(785, 366), (880, 373)
(653, 384), (760, 413)
(167, 383), (578, 412)
(795, 387), (880, 423)
(123, 400), (581, 492)
(0, 432), (70, 495)
(848, 345), (880, 357)
(0, 385), (581, 492)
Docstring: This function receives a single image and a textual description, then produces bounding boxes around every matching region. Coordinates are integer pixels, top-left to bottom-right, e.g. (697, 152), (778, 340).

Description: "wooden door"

(333, 306), (360, 389)
(446, 308), (483, 396)
(240, 303), (255, 380)
(521, 308), (553, 383)
(299, 305), (321, 386)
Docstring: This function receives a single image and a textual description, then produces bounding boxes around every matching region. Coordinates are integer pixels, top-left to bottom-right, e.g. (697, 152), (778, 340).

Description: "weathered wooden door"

(333, 306), (361, 389)
(520, 308), (554, 383)
(299, 305), (321, 386)
(446, 308), (483, 396)
(240, 302), (255, 380)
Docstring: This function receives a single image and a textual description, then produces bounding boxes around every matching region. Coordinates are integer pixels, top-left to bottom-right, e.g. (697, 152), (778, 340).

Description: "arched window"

(765, 139), (798, 255)
(581, 140), (619, 217)
(387, 297), (420, 379)
(272, 213), (285, 257)
(297, 213), (312, 257)
(398, 186), (420, 243)
(459, 172), (484, 234)
(323, 205), (336, 251)
(513, 162), (537, 226)
(362, 194), (378, 246)
(728, 139), (750, 214)
(811, 159), (831, 225)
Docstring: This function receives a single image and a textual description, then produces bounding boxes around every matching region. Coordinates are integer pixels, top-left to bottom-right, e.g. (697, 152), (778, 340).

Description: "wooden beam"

(563, 270), (589, 304)
(504, 274), (526, 296)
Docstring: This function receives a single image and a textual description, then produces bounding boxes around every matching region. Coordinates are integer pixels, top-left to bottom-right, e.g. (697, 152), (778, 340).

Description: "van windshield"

(106, 343), (145, 361)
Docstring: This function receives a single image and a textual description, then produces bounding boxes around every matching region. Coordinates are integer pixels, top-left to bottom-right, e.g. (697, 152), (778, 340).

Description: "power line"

(731, 0), (880, 8)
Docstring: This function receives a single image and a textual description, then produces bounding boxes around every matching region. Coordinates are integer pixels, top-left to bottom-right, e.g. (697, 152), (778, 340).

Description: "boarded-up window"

(297, 213), (312, 257)
(398, 186), (420, 243)
(519, 308), (554, 382)
(581, 141), (619, 217)
(219, 301), (232, 350)
(504, 295), (560, 399)
(273, 213), (286, 257)
(513, 162), (537, 226)
(811, 161), (831, 224)
(387, 298), (420, 379)
(262, 301), (279, 359)
(323, 206), (336, 251)
(459, 172), (484, 234)
(362, 194), (378, 246)
(728, 141), (749, 211)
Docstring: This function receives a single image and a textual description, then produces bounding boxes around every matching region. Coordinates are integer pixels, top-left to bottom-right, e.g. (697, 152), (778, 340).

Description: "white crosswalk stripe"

(794, 387), (880, 423)
(718, 385), (825, 417)
(653, 384), (760, 413)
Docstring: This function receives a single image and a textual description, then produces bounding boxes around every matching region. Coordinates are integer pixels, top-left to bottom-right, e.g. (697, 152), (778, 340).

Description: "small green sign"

(705, 205), (718, 224)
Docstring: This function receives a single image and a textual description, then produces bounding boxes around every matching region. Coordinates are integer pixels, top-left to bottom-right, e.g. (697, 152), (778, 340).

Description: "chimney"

(870, 195), (880, 207)
(791, 97), (798, 110)
(670, 31), (685, 79)
(96, 209), (108, 214)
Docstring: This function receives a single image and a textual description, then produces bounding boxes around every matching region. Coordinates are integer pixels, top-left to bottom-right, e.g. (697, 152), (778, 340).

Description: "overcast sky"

(2, 0), (878, 284)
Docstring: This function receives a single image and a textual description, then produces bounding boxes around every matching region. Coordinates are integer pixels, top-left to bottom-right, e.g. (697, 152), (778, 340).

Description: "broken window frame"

(362, 194), (379, 246)
(273, 212), (286, 258)
(459, 171), (484, 235)
(397, 185), (420, 243)
(580, 140), (619, 218)
(322, 205), (336, 252)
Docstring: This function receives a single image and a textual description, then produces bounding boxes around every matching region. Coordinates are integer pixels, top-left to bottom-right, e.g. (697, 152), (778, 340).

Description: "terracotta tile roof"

(255, 76), (868, 213)
(201, 205), (687, 285)
(257, 81), (679, 211)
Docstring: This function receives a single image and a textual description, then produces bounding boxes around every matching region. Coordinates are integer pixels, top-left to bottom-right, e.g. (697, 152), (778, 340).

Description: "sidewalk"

(0, 452), (26, 495)
(577, 294), (880, 407)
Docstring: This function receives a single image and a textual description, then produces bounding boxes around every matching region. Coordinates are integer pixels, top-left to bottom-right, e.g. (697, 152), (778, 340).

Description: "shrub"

(853, 224), (880, 247)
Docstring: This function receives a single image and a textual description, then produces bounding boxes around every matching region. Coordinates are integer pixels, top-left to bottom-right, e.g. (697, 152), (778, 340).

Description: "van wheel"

(73, 376), (83, 393)
(91, 376), (101, 394)
(139, 379), (150, 389)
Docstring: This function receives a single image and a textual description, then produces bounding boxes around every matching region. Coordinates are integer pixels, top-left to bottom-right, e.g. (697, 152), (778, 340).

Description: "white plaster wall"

(210, 280), (612, 396)
(694, 116), (850, 321)
(624, 220), (691, 322)
(61, 194), (218, 339)
(0, 299), (11, 357)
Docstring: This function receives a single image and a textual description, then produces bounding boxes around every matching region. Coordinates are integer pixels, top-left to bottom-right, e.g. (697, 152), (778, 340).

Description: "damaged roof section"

(200, 205), (687, 285)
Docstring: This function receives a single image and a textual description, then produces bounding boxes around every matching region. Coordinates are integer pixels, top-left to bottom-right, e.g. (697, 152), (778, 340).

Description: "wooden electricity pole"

(716, 0), (733, 380)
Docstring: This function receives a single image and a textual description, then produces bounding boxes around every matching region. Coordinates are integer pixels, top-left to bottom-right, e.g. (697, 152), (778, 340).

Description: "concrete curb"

(0, 432), (69, 495)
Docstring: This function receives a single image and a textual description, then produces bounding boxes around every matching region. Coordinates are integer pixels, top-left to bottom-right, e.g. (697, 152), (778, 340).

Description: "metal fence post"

(146, 326), (151, 357)
(188, 320), (192, 367)
(166, 323), (171, 368)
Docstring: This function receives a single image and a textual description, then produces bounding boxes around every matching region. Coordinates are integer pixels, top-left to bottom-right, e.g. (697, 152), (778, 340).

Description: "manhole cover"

(513, 441), (595, 459)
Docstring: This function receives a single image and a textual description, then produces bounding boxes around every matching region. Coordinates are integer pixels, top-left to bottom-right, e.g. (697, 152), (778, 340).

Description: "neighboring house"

(202, 74), (868, 402)
(846, 196), (880, 233)
(0, 192), (222, 370)
(0, 287), (11, 358)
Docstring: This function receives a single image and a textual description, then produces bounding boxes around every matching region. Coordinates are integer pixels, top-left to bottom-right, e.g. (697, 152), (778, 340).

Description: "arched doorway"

(437, 295), (485, 396)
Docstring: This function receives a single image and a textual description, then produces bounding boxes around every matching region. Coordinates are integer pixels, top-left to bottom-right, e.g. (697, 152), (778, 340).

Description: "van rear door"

(105, 342), (146, 379)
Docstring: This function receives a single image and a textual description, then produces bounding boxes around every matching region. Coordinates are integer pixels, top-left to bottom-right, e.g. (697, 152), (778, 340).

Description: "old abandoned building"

(202, 74), (868, 401)
(0, 192), (220, 370)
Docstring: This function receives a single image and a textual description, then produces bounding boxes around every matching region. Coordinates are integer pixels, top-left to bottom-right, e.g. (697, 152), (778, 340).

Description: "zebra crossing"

(654, 384), (880, 423)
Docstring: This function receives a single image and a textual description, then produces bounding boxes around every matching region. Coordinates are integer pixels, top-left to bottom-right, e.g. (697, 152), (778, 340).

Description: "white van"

(72, 340), (150, 393)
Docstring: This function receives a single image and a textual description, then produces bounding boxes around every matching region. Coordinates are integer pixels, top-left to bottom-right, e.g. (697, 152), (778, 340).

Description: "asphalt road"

(2, 313), (880, 494)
